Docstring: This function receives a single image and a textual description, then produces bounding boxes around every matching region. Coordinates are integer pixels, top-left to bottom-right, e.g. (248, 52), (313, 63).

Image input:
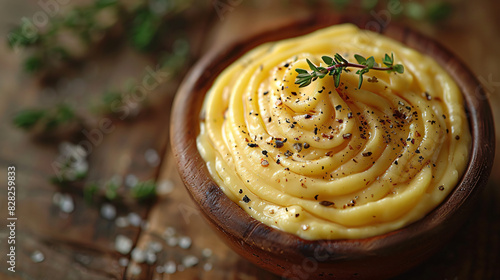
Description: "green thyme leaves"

(295, 52), (404, 89)
(13, 104), (76, 130)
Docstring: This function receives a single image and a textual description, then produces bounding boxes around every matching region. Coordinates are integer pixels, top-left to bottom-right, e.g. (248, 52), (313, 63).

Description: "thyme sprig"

(295, 53), (404, 89)
(13, 103), (77, 130)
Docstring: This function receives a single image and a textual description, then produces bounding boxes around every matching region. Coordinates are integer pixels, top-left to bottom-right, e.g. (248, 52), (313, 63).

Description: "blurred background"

(0, 0), (499, 279)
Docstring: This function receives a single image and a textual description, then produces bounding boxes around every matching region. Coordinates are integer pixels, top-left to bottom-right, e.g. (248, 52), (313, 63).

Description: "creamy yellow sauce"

(197, 24), (471, 240)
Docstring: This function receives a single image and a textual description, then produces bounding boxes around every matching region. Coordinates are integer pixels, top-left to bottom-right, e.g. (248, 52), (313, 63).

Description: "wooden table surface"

(0, 1), (499, 279)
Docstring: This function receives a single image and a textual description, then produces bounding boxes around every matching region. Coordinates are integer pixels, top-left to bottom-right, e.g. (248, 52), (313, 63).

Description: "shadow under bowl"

(170, 15), (495, 280)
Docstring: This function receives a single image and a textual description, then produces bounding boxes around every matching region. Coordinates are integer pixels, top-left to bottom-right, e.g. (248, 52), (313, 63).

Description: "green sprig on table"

(7, 0), (120, 73)
(83, 178), (157, 204)
(13, 103), (77, 130)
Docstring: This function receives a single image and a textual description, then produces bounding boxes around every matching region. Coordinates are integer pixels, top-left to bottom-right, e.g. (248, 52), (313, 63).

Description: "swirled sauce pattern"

(197, 24), (470, 239)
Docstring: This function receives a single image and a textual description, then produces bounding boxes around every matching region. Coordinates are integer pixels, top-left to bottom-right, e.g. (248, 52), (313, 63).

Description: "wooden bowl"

(171, 15), (495, 279)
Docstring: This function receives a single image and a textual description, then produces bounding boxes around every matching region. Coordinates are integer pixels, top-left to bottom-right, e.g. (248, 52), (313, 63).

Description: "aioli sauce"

(197, 24), (471, 240)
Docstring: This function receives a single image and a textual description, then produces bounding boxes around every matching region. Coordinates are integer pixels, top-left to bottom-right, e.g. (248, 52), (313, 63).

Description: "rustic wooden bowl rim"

(171, 15), (495, 260)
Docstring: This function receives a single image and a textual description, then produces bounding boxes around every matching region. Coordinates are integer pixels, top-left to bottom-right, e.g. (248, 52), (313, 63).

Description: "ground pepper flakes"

(319, 201), (335, 207)
(322, 133), (334, 139)
(275, 140), (284, 148)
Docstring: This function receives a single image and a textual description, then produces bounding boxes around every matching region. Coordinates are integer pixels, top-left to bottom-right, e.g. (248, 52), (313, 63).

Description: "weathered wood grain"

(0, 29), (176, 280)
